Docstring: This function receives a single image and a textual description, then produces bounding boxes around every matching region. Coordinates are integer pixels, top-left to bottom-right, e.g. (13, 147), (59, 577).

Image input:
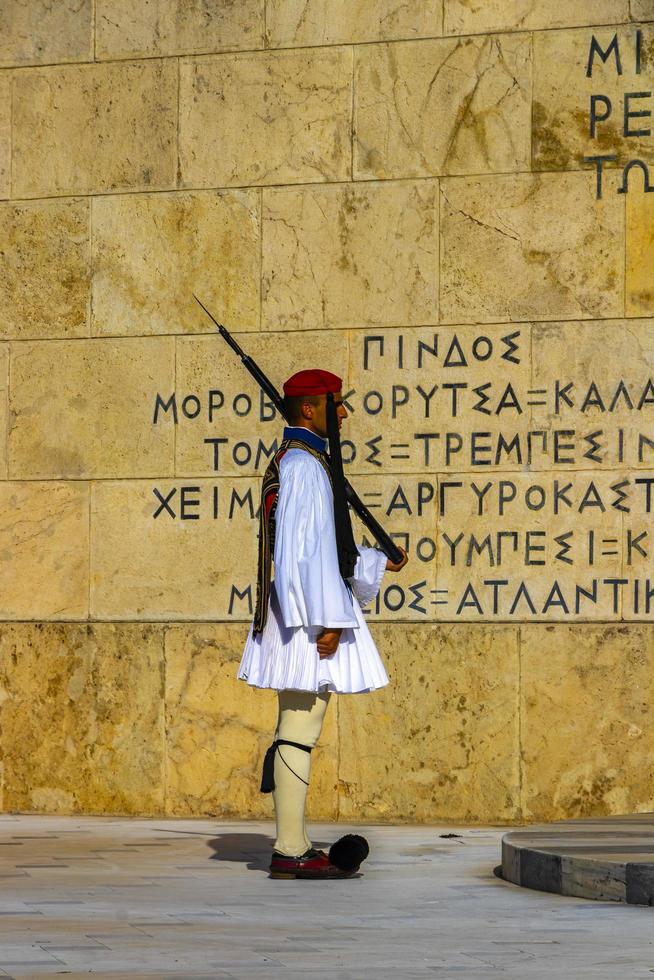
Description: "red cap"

(283, 369), (342, 396)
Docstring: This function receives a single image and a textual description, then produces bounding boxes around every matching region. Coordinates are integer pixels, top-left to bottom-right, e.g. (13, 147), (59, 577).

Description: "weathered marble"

(96, 0), (264, 59)
(0, 344), (6, 478)
(0, 200), (90, 340)
(444, 0), (631, 35)
(520, 624), (654, 820)
(175, 330), (348, 476)
(179, 48), (352, 189)
(337, 623), (520, 821)
(8, 337), (175, 478)
(0, 623), (166, 813)
(91, 479), (258, 619)
(531, 319), (654, 468)
(263, 181), (438, 330)
(0, 72), (10, 199)
(346, 324), (531, 475)
(0, 0), (93, 67)
(164, 624), (338, 819)
(440, 172), (624, 323)
(354, 34), (531, 180)
(533, 26), (654, 172)
(266, 0), (443, 46)
(13, 61), (177, 198)
(0, 482), (88, 619)
(437, 471), (624, 622)
(631, 1), (654, 20)
(626, 193), (654, 316)
(91, 191), (260, 337)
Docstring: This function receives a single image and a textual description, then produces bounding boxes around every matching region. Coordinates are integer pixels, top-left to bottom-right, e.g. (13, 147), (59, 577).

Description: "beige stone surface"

(346, 324), (531, 475)
(13, 60), (177, 198)
(164, 624), (338, 819)
(626, 193), (654, 316)
(96, 0), (264, 59)
(533, 26), (654, 173)
(531, 319), (654, 469)
(440, 172), (624, 324)
(175, 330), (348, 476)
(0, 623), (166, 813)
(444, 0), (631, 35)
(0, 200), (90, 340)
(179, 48), (352, 189)
(0, 0), (92, 67)
(263, 181), (438, 330)
(520, 624), (654, 820)
(354, 34), (531, 180)
(91, 478), (258, 619)
(437, 471), (625, 622)
(0, 72), (10, 199)
(91, 191), (260, 337)
(266, 0), (443, 46)
(337, 623), (520, 821)
(0, 482), (89, 619)
(9, 337), (175, 478)
(0, 344), (6, 478)
(631, 0), (654, 19)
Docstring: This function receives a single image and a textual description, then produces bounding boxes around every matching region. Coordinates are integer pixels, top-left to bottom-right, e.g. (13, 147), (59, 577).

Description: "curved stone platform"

(501, 813), (654, 905)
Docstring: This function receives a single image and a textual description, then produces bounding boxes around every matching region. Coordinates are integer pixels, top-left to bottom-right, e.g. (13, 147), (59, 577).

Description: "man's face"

(303, 391), (347, 438)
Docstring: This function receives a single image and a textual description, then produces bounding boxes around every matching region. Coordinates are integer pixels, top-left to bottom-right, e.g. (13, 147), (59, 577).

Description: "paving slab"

(0, 815), (651, 978)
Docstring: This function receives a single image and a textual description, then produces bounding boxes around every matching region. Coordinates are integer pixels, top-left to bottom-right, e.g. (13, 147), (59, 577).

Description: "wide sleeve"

(273, 450), (358, 630)
(347, 545), (387, 608)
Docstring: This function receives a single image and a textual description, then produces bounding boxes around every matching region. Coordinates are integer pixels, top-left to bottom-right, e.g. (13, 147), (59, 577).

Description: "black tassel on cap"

(326, 391), (358, 580)
(328, 834), (370, 871)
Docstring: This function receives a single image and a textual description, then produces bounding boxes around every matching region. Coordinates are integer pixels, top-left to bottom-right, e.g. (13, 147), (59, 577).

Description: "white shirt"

(238, 447), (389, 693)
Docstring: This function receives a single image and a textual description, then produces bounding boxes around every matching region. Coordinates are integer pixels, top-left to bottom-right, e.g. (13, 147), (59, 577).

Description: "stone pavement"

(0, 815), (652, 979)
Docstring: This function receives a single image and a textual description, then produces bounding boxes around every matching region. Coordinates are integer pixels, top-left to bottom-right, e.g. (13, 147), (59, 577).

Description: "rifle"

(194, 295), (404, 566)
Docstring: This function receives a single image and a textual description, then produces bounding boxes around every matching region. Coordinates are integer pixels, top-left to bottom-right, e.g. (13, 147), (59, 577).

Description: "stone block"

(266, 0), (443, 46)
(179, 48), (352, 189)
(533, 26), (654, 172)
(90, 478), (258, 619)
(164, 624), (338, 819)
(531, 319), (654, 469)
(0, 200), (90, 340)
(96, 0), (264, 59)
(0, 623), (166, 813)
(631, 1), (654, 19)
(337, 623), (520, 821)
(174, 330), (348, 476)
(263, 182), (438, 330)
(520, 624), (654, 820)
(627, 193), (654, 316)
(0, 482), (88, 619)
(437, 471), (624, 622)
(0, 344), (7, 479)
(0, 72), (10, 198)
(91, 191), (260, 337)
(9, 337), (175, 478)
(0, 0), (93, 67)
(444, 1), (631, 35)
(346, 324), (531, 475)
(440, 172), (623, 323)
(354, 34), (531, 180)
(13, 60), (177, 198)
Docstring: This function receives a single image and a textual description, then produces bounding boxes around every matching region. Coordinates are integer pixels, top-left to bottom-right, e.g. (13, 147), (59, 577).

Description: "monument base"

(499, 814), (654, 905)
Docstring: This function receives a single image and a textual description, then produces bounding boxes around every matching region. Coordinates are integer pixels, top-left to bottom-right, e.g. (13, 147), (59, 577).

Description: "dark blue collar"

(283, 426), (328, 453)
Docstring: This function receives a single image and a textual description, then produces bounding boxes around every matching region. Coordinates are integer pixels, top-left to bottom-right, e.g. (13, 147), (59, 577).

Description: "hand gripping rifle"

(193, 295), (404, 566)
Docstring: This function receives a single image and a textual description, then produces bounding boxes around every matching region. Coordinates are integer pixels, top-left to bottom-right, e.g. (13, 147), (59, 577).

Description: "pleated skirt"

(237, 581), (389, 694)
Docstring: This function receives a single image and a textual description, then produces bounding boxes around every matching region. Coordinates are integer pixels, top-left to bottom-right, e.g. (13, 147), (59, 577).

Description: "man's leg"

(272, 689), (331, 857)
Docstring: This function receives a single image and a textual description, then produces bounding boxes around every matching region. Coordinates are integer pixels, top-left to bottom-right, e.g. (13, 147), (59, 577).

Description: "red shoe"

(269, 847), (359, 880)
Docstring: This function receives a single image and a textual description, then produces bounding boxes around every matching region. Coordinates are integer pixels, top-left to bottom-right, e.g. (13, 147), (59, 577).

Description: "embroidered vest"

(253, 438), (333, 635)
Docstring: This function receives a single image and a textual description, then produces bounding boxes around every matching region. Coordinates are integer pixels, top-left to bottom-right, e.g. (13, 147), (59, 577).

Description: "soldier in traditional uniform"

(238, 369), (408, 879)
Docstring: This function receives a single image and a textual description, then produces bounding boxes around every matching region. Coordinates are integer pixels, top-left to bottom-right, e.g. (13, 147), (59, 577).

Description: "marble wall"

(1, 0), (653, 824)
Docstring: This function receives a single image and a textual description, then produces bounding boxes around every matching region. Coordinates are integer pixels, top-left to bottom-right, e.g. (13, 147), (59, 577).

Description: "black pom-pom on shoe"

(328, 834), (369, 872)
